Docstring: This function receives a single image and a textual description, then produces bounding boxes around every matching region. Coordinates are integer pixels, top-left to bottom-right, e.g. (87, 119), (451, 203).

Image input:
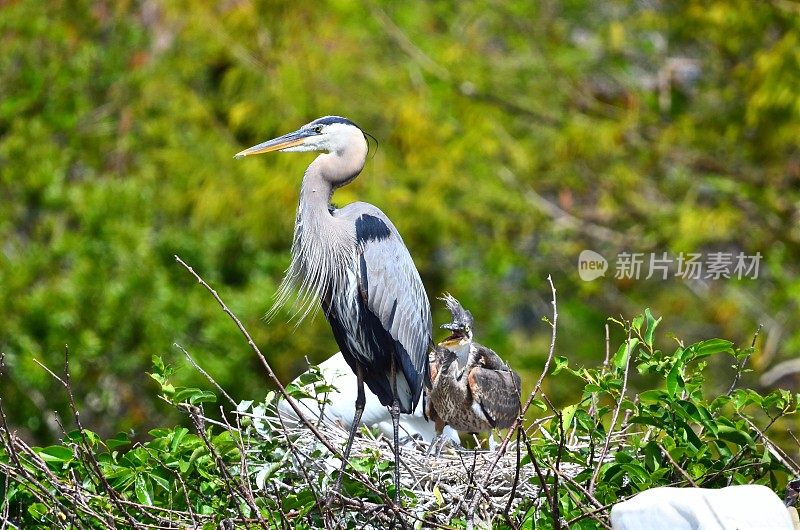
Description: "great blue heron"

(426, 294), (521, 451)
(235, 116), (432, 504)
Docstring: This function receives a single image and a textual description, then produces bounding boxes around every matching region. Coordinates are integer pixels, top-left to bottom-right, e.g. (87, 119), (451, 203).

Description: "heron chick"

(426, 294), (521, 450)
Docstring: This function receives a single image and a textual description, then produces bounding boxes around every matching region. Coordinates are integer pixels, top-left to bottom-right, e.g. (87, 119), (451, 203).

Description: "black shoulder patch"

(355, 214), (391, 244)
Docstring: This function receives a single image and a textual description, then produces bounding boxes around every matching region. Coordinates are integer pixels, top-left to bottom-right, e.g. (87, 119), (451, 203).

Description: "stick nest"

(245, 399), (602, 528)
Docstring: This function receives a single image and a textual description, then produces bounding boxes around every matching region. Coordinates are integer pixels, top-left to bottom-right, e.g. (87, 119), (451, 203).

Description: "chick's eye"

(314, 126), (323, 133)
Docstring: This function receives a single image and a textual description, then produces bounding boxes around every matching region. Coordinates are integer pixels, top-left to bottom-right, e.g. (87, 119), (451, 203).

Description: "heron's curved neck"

(300, 147), (366, 211)
(271, 142), (366, 320)
(299, 161), (336, 215)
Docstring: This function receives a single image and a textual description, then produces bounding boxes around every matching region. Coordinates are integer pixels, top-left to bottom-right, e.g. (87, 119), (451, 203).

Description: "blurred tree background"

(1, 0), (798, 444)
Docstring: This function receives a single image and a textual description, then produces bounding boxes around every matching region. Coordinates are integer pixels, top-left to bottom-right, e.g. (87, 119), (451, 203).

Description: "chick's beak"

(439, 324), (467, 345)
(234, 128), (315, 159)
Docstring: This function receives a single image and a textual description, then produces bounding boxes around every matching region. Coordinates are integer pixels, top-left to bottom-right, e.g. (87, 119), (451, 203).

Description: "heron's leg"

(328, 364), (366, 506)
(390, 355), (402, 506)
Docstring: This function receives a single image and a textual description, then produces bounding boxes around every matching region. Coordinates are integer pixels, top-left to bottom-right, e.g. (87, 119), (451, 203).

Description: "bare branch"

(728, 323), (763, 395)
(589, 324), (633, 495)
(175, 342), (238, 407)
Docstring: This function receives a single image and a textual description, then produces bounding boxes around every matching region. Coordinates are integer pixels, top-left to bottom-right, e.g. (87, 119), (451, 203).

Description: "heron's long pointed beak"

(233, 129), (315, 159)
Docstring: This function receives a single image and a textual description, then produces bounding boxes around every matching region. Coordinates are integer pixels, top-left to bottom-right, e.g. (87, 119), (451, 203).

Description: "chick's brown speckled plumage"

(426, 295), (521, 437)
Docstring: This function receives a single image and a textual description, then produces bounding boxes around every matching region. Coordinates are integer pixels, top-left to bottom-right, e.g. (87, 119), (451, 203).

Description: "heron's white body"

(610, 485), (795, 530)
(278, 352), (458, 446)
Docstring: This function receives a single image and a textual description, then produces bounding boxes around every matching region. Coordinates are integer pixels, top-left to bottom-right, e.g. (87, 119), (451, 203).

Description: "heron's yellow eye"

(314, 125), (323, 133)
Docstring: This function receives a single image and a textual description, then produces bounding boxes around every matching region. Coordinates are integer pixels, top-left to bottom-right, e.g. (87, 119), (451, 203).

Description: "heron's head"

(234, 116), (367, 159)
(439, 293), (474, 348)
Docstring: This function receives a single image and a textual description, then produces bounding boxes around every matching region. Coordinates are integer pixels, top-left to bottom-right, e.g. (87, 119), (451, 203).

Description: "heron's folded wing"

(472, 343), (509, 371)
(355, 212), (432, 405)
(467, 367), (522, 429)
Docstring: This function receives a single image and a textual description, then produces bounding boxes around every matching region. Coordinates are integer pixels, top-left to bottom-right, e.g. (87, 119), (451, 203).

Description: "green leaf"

(552, 355), (569, 375)
(644, 308), (662, 349)
(529, 398), (547, 413)
(561, 404), (577, 430)
(170, 427), (189, 452)
(27, 502), (48, 520)
(632, 314), (644, 333)
(621, 463), (651, 485)
(693, 339), (734, 359)
(135, 474), (154, 506)
(639, 389), (667, 404)
(150, 472), (171, 493)
(643, 441), (661, 472)
(152, 355), (165, 374)
(628, 414), (665, 427)
(730, 389), (761, 410)
(613, 338), (639, 370)
(173, 387), (203, 403)
(107, 432), (131, 450)
(37, 445), (74, 463)
(188, 446), (206, 467)
(716, 424), (755, 447)
(189, 390), (216, 404)
(106, 468), (136, 490)
(666, 360), (683, 397)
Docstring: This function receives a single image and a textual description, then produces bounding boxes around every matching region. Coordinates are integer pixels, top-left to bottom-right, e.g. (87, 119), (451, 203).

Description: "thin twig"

(273, 407), (324, 517)
(589, 324), (633, 495)
(557, 473), (616, 530)
(502, 426), (523, 526)
(657, 442), (698, 487)
(527, 275), (559, 414)
(0, 431), (92, 529)
(175, 255), (339, 455)
(186, 404), (268, 530)
(728, 324), (763, 395)
(544, 397), (565, 530)
(176, 342), (238, 407)
(221, 407), (273, 528)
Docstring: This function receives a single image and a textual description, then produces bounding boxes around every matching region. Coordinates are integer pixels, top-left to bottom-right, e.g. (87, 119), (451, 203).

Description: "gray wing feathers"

(361, 234), (432, 379)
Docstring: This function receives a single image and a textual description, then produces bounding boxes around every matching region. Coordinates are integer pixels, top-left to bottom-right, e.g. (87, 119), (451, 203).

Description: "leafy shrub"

(2, 308), (797, 529)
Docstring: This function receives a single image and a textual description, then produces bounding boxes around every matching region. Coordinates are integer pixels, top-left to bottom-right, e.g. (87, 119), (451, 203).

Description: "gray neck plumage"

(269, 150), (365, 321)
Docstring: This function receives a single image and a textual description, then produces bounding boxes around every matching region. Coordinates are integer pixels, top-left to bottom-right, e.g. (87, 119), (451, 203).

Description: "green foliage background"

(1, 0), (799, 443)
